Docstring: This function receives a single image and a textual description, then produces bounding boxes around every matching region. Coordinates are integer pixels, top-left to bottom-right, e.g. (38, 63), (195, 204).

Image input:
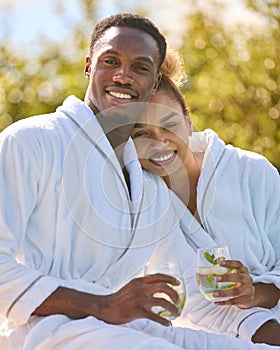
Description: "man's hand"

(101, 274), (181, 326)
(33, 274), (181, 326)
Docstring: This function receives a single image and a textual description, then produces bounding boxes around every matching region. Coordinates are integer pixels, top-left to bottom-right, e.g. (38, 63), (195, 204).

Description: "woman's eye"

(132, 130), (148, 138)
(162, 122), (177, 130)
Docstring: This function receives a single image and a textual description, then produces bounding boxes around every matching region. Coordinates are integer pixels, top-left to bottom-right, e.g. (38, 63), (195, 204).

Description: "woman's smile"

(149, 150), (177, 167)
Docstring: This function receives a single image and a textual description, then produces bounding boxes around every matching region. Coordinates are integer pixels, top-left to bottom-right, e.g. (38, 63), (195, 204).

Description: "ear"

(84, 56), (91, 79)
(151, 72), (162, 95)
(185, 117), (193, 136)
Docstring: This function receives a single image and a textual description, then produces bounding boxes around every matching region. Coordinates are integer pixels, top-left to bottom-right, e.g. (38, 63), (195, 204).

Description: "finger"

(215, 293), (254, 308)
(156, 283), (181, 304)
(147, 285), (180, 305)
(143, 273), (180, 286)
(219, 260), (249, 274)
(151, 296), (181, 317)
(213, 285), (254, 301)
(215, 273), (252, 286)
(144, 309), (172, 326)
(144, 297), (180, 324)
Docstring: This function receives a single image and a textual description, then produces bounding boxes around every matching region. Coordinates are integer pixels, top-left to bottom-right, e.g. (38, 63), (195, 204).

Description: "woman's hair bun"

(160, 48), (186, 86)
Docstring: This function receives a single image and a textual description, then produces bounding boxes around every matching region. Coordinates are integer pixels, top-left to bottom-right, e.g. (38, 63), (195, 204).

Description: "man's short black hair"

(89, 13), (166, 70)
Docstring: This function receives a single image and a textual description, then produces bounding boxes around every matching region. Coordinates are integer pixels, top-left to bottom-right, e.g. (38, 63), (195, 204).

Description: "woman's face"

(131, 91), (192, 177)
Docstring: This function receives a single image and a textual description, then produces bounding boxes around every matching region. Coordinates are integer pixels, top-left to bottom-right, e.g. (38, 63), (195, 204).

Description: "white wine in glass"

(144, 262), (186, 321)
(196, 246), (237, 302)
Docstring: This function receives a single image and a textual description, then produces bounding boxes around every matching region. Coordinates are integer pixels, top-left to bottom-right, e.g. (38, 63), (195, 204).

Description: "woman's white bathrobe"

(0, 96), (278, 350)
(173, 129), (280, 340)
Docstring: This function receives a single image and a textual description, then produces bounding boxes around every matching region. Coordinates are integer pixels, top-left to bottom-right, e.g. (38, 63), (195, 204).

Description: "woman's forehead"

(150, 93), (183, 112)
(136, 102), (183, 125)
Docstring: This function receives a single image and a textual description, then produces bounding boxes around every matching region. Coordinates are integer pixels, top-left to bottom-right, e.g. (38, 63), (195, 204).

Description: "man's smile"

(108, 91), (133, 99)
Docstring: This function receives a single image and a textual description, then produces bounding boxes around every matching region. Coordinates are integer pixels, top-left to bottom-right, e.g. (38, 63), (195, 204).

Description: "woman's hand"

(212, 259), (255, 308)
(213, 260), (280, 310)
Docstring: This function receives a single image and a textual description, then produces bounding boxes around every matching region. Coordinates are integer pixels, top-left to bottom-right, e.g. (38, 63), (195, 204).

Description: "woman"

(131, 49), (280, 345)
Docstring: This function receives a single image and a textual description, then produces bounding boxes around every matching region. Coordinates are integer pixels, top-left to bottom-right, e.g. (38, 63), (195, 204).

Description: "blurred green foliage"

(0, 0), (279, 170)
(179, 0), (280, 170)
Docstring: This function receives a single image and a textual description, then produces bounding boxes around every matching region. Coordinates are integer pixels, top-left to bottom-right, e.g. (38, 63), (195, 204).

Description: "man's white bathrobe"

(173, 129), (280, 340)
(0, 96), (278, 350)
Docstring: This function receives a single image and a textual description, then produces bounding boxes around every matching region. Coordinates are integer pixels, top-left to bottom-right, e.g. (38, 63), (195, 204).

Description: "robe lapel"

(60, 97), (152, 286)
(170, 190), (218, 251)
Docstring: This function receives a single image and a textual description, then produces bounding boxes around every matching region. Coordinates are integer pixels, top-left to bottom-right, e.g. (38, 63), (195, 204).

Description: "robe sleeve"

(251, 159), (280, 289)
(197, 158), (280, 341)
(0, 132), (111, 326)
(127, 319), (277, 350)
(146, 195), (279, 342)
(169, 158), (280, 342)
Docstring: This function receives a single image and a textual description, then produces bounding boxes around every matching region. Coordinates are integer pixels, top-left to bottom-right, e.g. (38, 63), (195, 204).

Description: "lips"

(108, 91), (132, 99)
(106, 86), (137, 102)
(149, 150), (177, 167)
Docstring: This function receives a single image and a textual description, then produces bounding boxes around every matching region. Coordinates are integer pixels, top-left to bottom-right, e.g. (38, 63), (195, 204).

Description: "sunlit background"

(0, 0), (279, 169)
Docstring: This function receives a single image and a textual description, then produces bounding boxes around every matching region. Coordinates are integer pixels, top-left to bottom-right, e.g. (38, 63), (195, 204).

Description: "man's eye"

(103, 58), (118, 65)
(134, 64), (149, 72)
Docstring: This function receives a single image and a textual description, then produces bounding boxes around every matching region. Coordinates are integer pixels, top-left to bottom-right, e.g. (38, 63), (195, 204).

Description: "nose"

(150, 130), (169, 148)
(112, 65), (134, 85)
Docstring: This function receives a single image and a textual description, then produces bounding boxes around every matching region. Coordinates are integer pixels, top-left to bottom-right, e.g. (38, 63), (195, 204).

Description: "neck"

(85, 100), (138, 153)
(163, 151), (203, 216)
(94, 108), (134, 190)
(106, 124), (132, 152)
(85, 101), (133, 159)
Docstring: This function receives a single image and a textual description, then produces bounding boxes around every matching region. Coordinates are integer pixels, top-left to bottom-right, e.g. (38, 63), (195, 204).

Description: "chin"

(148, 167), (168, 177)
(101, 102), (145, 126)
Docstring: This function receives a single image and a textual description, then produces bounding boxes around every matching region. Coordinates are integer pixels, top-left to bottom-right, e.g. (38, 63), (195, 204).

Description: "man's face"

(85, 26), (161, 118)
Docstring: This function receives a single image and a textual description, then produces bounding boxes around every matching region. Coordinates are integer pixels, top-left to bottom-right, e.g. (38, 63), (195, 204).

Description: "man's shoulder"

(1, 109), (72, 142)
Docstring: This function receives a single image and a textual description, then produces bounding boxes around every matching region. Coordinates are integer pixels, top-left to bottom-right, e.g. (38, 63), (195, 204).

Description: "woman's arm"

(252, 282), (280, 309)
(252, 320), (280, 346)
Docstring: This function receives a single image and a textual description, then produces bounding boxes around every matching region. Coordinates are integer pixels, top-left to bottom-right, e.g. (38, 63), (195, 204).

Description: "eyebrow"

(101, 49), (155, 66)
(134, 111), (178, 129)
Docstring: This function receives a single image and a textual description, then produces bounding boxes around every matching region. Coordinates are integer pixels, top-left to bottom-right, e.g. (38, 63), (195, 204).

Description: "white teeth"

(151, 152), (175, 162)
(109, 91), (132, 99)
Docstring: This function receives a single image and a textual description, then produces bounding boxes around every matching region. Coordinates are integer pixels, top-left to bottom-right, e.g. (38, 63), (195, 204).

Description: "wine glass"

(144, 262), (186, 321)
(196, 246), (237, 302)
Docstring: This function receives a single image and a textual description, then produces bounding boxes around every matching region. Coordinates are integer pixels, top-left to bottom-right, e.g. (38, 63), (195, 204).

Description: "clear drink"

(144, 262), (186, 320)
(196, 246), (237, 302)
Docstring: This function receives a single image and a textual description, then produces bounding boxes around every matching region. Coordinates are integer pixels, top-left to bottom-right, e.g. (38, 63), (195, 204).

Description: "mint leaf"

(203, 252), (216, 264)
(203, 252), (225, 265)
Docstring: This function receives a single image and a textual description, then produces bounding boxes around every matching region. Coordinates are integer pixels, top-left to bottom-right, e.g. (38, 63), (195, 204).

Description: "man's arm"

(33, 274), (181, 326)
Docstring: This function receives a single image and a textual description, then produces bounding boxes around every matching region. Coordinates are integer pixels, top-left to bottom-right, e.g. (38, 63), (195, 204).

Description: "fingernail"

(215, 276), (222, 282)
(213, 292), (219, 297)
(220, 261), (226, 266)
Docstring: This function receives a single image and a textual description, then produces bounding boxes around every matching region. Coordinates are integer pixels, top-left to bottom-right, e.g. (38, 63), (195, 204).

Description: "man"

(0, 13), (278, 349)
